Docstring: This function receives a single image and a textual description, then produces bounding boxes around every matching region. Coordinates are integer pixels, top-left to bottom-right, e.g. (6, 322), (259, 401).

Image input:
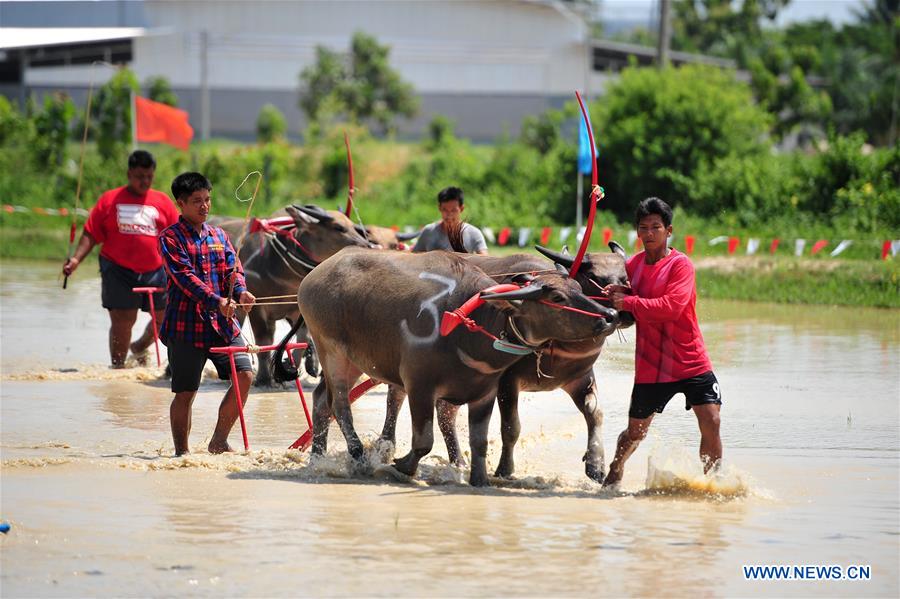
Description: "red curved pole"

(344, 132), (355, 216)
(569, 91), (600, 278)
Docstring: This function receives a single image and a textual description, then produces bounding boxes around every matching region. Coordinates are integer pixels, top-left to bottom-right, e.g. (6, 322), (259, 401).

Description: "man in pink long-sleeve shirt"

(603, 197), (722, 488)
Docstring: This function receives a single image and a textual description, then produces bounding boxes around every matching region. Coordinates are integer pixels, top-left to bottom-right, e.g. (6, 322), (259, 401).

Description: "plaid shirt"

(158, 216), (248, 348)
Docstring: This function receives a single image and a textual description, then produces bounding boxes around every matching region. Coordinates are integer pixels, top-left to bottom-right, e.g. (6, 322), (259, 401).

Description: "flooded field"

(1, 260), (898, 597)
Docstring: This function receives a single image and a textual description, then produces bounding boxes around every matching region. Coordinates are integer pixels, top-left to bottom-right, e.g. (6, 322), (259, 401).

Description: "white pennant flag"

(709, 235), (729, 245)
(794, 239), (806, 256)
(746, 238), (760, 255)
(517, 227), (531, 247)
(481, 227), (495, 244)
(576, 226), (587, 243)
(892, 240), (900, 256)
(559, 227), (572, 244)
(829, 240), (853, 257)
(627, 230), (638, 247)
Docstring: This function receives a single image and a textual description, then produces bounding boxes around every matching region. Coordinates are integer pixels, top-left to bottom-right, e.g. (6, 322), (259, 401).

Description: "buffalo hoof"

(469, 469), (490, 487)
(374, 464), (414, 483)
(585, 463), (606, 484)
(494, 458), (514, 479)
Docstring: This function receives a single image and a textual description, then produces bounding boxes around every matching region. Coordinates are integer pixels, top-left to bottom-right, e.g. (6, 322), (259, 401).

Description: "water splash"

(640, 449), (758, 500)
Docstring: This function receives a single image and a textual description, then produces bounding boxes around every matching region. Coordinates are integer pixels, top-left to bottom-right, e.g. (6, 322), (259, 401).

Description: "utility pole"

(200, 30), (210, 141)
(657, 0), (672, 68)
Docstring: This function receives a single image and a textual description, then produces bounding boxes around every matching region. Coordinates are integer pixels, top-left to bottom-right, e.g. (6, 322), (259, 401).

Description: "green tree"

(299, 31), (418, 134)
(256, 103), (288, 143)
(0, 96), (31, 145)
(145, 76), (178, 107)
(595, 65), (772, 216)
(672, 0), (789, 57)
(32, 92), (76, 169)
(91, 67), (140, 160)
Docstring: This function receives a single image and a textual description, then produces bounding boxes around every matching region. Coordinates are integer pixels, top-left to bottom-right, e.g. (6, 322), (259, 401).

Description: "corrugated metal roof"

(0, 27), (146, 50)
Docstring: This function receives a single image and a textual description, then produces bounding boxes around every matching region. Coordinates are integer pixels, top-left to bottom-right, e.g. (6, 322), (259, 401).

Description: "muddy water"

(1, 260), (898, 597)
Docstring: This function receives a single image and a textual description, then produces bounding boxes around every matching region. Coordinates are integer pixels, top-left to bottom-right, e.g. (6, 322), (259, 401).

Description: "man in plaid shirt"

(159, 172), (256, 456)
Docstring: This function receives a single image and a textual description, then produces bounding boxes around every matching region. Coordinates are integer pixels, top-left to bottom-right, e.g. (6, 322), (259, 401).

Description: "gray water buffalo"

(378, 242), (633, 483)
(222, 204), (376, 386)
(354, 224), (420, 250)
(273, 248), (618, 486)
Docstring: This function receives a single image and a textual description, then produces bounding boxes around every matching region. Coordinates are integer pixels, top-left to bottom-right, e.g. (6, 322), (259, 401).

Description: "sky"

(601, 0), (865, 28)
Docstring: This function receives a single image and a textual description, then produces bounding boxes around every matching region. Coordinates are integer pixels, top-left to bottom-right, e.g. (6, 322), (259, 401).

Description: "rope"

(227, 171), (263, 301)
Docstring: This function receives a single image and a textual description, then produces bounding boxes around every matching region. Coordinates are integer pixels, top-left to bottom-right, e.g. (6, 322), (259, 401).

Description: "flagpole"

(130, 89), (137, 151)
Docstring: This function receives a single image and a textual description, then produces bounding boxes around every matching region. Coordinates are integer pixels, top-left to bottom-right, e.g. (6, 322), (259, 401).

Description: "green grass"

(696, 257), (900, 308)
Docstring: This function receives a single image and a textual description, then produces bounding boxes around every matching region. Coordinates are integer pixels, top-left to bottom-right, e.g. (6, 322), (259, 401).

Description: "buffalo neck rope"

(440, 286), (609, 378)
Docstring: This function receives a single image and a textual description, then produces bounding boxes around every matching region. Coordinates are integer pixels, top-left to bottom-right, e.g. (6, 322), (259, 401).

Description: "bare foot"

(129, 342), (150, 366)
(208, 442), (234, 454)
(602, 464), (623, 488)
(174, 449), (190, 457)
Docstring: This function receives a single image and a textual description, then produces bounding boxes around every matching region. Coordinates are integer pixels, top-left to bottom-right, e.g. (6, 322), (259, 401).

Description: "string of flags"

(3, 204), (89, 217)
(6, 204), (898, 260)
(474, 226), (900, 261)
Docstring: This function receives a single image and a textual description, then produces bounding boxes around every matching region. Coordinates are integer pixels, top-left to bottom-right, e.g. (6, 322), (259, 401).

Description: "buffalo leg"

(436, 399), (463, 466)
(311, 379), (331, 455)
(467, 396), (495, 487)
(327, 377), (365, 462)
(381, 385), (407, 444)
(564, 374), (606, 483)
(393, 388), (434, 477)
(494, 376), (521, 478)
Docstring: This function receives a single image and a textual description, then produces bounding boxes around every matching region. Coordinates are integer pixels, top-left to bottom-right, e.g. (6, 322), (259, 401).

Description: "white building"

(1, 0), (723, 141)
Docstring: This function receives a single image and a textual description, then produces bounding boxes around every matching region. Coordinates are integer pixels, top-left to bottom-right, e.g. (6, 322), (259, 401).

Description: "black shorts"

(629, 371), (722, 420)
(99, 255), (167, 312)
(167, 336), (253, 393)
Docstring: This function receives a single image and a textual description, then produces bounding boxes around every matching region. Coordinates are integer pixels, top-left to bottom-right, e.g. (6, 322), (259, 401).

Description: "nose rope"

(537, 299), (609, 319)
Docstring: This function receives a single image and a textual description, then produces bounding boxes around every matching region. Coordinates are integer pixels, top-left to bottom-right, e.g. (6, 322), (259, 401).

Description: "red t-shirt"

(621, 249), (713, 384)
(84, 186), (179, 273)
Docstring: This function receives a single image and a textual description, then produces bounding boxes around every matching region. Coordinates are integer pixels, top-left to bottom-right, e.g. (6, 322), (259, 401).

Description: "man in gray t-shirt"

(411, 186), (488, 255)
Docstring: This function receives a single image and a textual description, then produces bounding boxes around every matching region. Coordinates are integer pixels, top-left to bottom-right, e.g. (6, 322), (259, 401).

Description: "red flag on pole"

(602, 227), (612, 246)
(134, 96), (193, 150)
(684, 235), (695, 255)
(769, 238), (781, 254)
(497, 227), (511, 246)
(810, 240), (828, 255)
(882, 240), (891, 260)
(727, 237), (739, 255)
(540, 227), (552, 246)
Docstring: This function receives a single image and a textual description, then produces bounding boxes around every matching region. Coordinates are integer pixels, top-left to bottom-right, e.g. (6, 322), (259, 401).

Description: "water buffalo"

(354, 224), (420, 250)
(378, 242), (633, 483)
(223, 204), (376, 386)
(273, 247), (618, 486)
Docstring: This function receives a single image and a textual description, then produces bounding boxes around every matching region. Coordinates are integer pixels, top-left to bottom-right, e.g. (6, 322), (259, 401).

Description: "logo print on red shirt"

(117, 204), (160, 236)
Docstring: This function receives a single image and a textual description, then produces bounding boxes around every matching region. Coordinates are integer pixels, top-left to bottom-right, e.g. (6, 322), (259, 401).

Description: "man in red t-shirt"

(62, 150), (179, 368)
(603, 197), (723, 488)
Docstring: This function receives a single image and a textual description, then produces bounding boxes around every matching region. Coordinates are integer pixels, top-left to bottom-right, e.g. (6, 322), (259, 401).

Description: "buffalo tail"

(272, 315), (305, 383)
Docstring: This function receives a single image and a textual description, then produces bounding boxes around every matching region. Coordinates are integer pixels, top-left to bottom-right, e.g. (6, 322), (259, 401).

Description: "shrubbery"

(1, 64), (896, 256)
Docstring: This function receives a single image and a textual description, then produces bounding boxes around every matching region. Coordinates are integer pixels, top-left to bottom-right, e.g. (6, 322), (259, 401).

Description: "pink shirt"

(622, 249), (712, 384)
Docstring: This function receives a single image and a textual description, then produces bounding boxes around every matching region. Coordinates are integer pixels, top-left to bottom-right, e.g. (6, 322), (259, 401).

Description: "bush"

(595, 64), (772, 218)
(256, 104), (287, 143)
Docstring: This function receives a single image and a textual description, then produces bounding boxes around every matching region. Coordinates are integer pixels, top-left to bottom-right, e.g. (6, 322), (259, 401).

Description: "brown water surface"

(1, 260), (898, 597)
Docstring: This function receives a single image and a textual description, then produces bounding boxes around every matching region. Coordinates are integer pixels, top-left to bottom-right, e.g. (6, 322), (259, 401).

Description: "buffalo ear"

(609, 241), (627, 260)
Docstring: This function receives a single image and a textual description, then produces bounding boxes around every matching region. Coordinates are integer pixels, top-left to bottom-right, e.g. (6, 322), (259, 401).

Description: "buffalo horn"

(481, 284), (543, 301)
(291, 204), (334, 223)
(395, 230), (422, 241)
(535, 245), (574, 268)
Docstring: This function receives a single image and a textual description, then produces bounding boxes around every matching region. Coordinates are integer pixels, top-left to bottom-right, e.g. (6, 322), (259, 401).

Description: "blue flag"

(577, 107), (596, 175)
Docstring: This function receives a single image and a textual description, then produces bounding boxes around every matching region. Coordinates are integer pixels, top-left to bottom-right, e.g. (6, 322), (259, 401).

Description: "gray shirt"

(411, 222), (488, 254)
